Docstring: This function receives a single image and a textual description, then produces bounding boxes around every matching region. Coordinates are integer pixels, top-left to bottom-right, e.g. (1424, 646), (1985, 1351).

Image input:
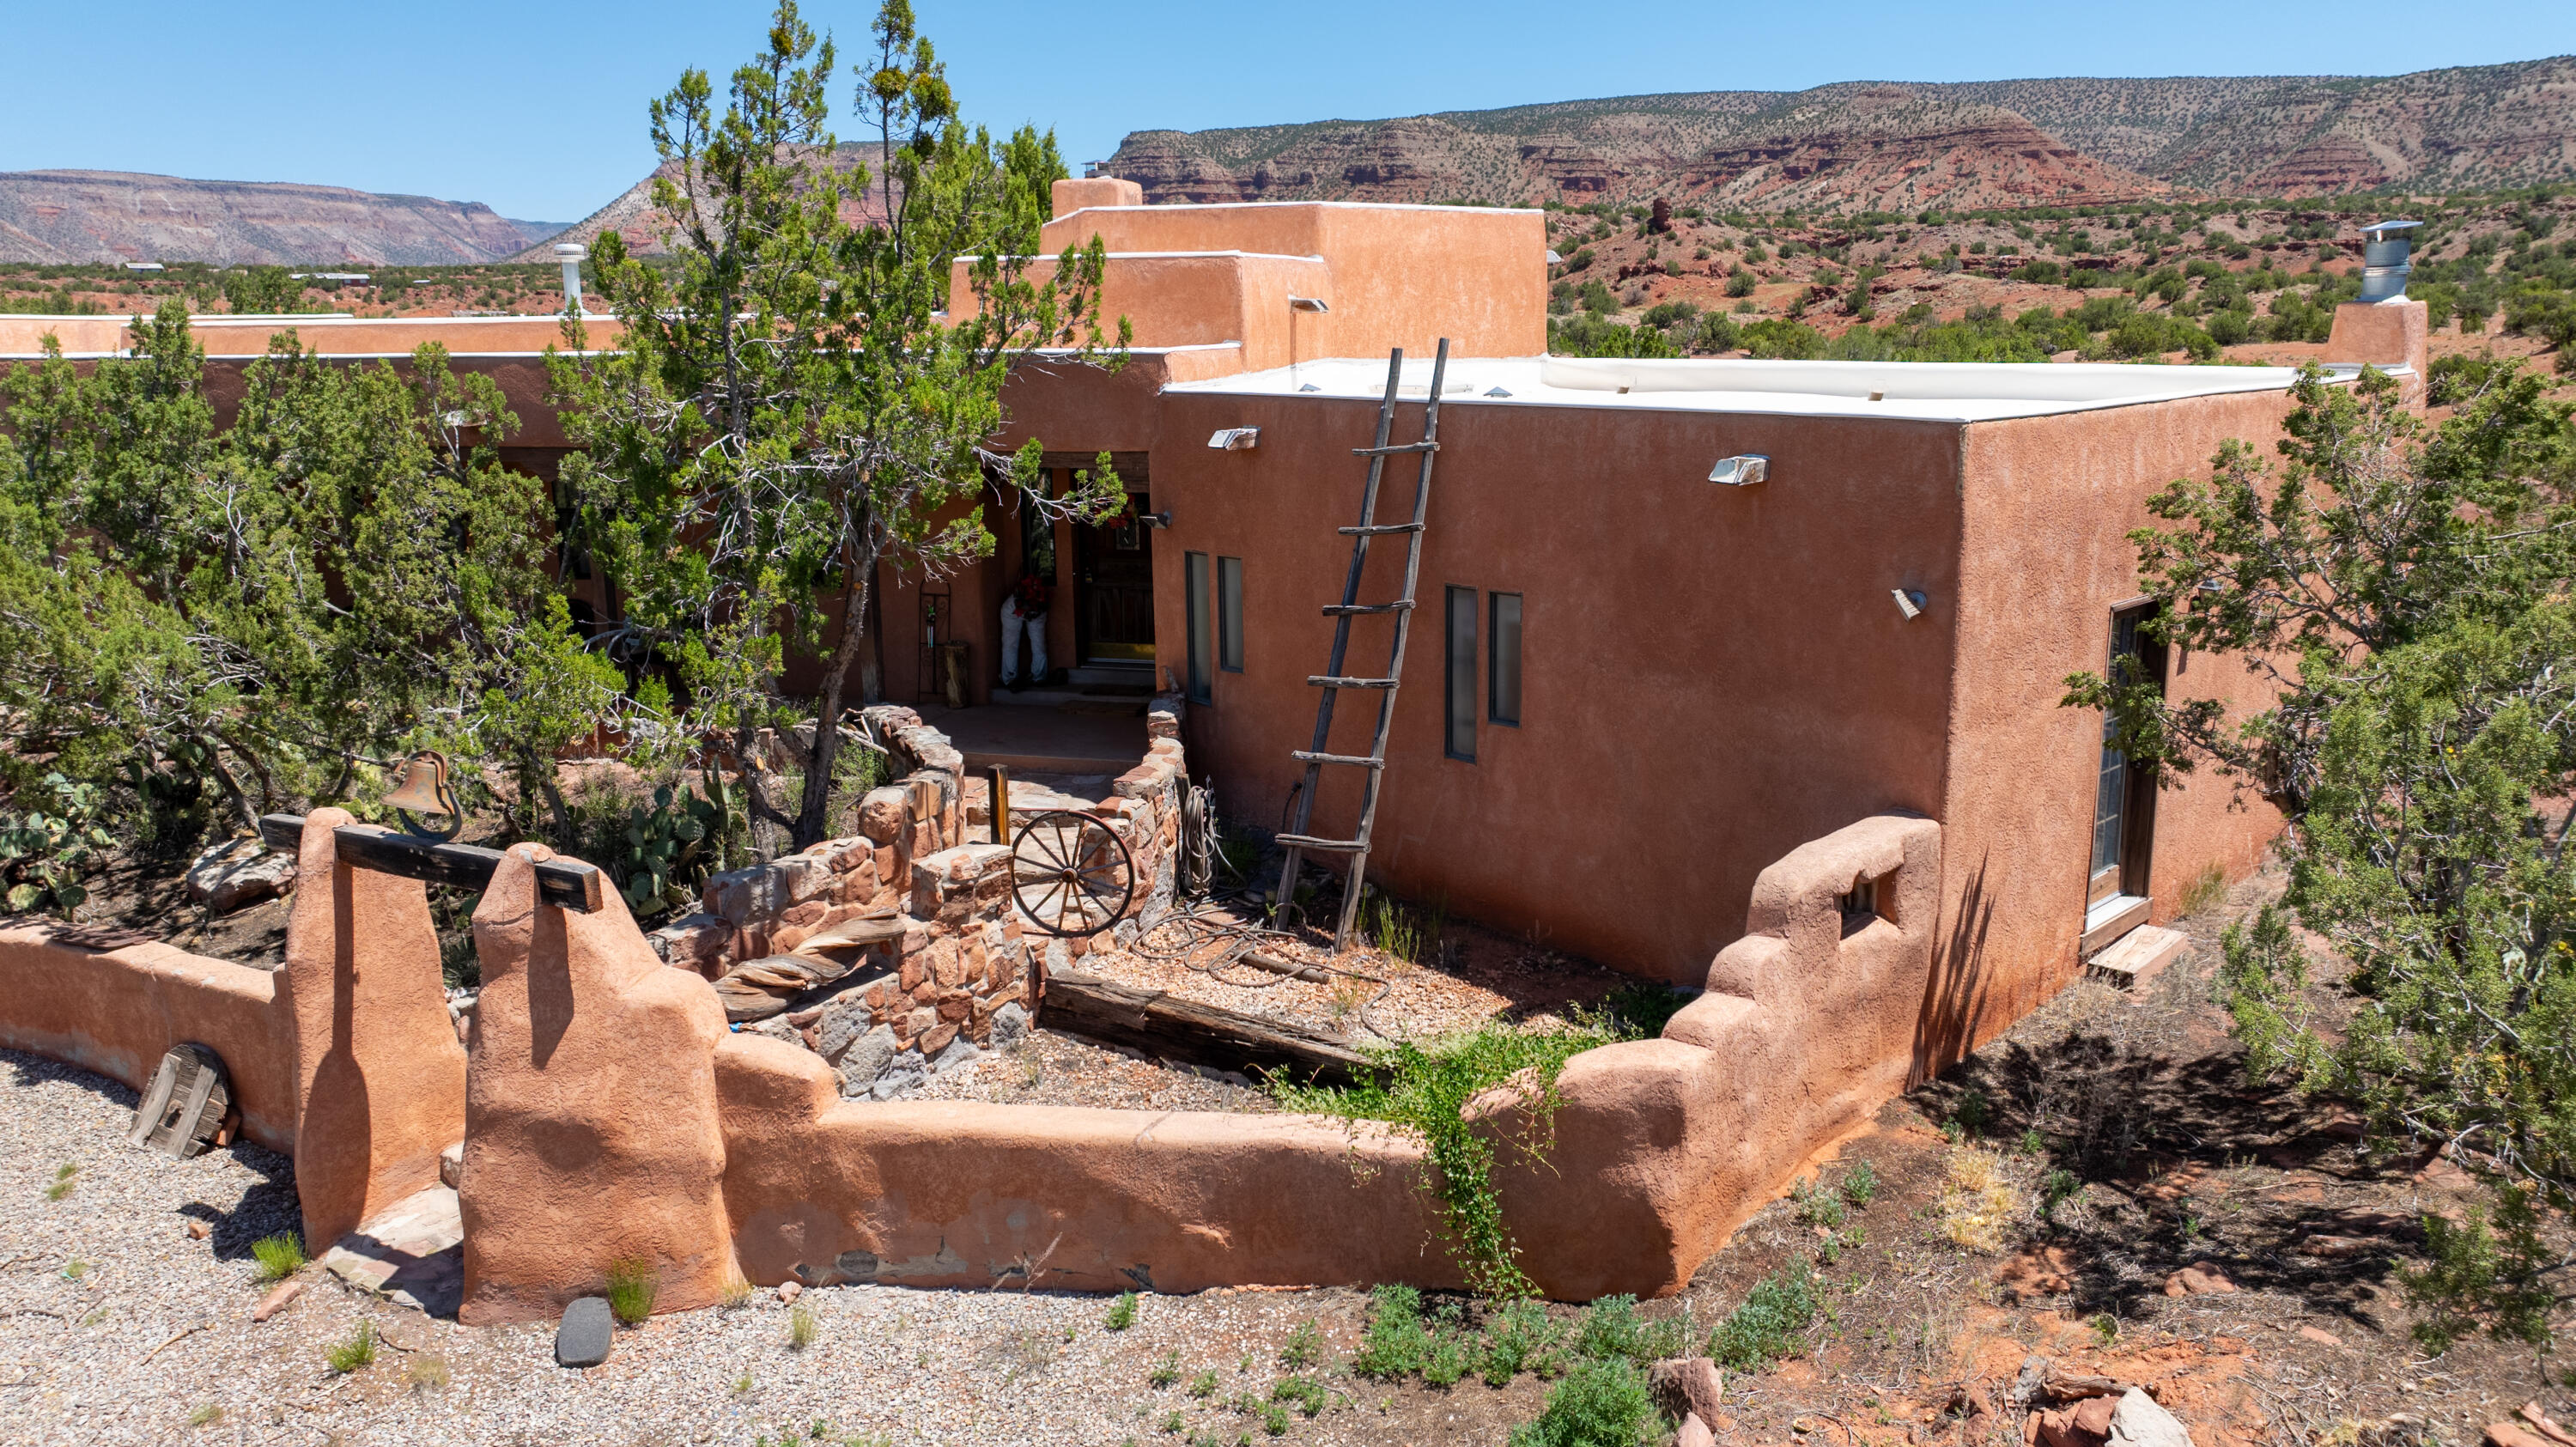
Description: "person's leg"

(1028, 609), (1048, 682)
(998, 597), (1022, 685)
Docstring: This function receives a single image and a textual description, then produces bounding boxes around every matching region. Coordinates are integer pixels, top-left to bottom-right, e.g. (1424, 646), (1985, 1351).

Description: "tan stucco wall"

(1143, 389), (1965, 981)
(1935, 392), (2293, 1059)
(0, 932), (297, 1151)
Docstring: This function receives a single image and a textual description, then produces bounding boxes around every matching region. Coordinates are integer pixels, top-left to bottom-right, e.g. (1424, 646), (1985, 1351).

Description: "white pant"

(1000, 597), (1048, 681)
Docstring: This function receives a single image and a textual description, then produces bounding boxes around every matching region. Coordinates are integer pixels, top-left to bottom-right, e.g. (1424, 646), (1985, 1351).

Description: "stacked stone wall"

(645, 697), (1188, 1094)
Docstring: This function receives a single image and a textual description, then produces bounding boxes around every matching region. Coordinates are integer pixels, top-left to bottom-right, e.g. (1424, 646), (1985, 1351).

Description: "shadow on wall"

(1912, 853), (1999, 1085)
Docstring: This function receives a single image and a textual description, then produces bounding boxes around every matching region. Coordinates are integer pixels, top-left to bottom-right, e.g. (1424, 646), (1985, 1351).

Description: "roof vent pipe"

(2357, 220), (2419, 304)
(555, 242), (590, 318)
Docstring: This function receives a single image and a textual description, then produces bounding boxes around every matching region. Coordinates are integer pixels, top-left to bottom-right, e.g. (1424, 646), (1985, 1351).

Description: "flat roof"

(1165, 355), (2372, 423)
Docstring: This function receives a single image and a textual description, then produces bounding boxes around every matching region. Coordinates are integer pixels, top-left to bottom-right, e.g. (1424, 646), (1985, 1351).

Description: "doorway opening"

(1069, 455), (1154, 677)
(2082, 601), (2166, 952)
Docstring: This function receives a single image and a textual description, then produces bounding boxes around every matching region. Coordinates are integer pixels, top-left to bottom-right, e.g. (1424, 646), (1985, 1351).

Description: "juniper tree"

(2065, 362), (2576, 1346)
(0, 306), (622, 843)
(550, 0), (1125, 853)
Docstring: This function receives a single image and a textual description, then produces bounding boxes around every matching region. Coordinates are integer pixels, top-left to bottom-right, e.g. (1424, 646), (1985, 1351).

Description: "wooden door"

(1075, 491), (1155, 663)
(2088, 605), (2166, 904)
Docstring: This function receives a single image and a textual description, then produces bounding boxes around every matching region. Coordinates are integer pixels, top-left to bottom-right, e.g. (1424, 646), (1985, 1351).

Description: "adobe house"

(0, 186), (2427, 1061)
(0, 193), (2440, 1310)
(929, 178), (2431, 1058)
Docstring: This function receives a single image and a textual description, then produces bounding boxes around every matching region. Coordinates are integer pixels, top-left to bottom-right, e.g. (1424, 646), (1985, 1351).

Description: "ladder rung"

(1337, 523), (1424, 536)
(1308, 675), (1398, 689)
(1321, 601), (1414, 616)
(1291, 751), (1384, 768)
(1275, 834), (1368, 853)
(1352, 441), (1439, 456)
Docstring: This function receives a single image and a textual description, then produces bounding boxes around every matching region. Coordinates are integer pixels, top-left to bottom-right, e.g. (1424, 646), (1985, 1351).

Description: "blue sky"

(4, 0), (2570, 222)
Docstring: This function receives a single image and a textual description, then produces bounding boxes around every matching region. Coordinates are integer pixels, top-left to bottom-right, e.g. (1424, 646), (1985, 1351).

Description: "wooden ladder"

(1273, 340), (1449, 951)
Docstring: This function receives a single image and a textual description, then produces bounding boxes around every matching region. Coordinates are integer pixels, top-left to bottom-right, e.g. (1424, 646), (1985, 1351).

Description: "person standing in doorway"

(1000, 575), (1050, 690)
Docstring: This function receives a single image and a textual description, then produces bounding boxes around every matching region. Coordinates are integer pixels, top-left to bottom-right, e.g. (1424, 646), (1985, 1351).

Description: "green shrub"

(1791, 1176), (1846, 1229)
(250, 1232), (307, 1284)
(1352, 1285), (1430, 1378)
(1507, 1358), (1656, 1447)
(1841, 1159), (1880, 1207)
(1269, 1375), (1328, 1418)
(1724, 265), (1757, 298)
(605, 1258), (657, 1326)
(1707, 1261), (1817, 1371)
(1278, 1317), (1319, 1368)
(1106, 1290), (1139, 1331)
(1481, 1296), (1557, 1384)
(324, 1322), (378, 1374)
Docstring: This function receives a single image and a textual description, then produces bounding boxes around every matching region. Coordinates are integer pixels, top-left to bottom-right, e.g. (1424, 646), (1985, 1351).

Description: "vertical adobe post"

(277, 809), (469, 1250)
(459, 842), (736, 1324)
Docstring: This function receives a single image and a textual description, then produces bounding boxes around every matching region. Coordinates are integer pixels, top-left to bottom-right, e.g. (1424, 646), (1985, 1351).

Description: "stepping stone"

(2088, 925), (2186, 989)
(320, 1184), (463, 1318)
(556, 1296), (613, 1368)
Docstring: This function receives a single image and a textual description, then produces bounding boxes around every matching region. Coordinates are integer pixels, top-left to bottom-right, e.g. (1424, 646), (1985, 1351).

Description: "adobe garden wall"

(0, 702), (1953, 1316)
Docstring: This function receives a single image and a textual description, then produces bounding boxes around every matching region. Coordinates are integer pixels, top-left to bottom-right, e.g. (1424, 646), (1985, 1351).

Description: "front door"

(1075, 490), (1155, 665)
(2088, 605), (2165, 905)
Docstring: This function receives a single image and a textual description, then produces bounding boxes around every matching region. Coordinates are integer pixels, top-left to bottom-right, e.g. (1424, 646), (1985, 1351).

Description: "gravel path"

(0, 1046), (1522, 1447)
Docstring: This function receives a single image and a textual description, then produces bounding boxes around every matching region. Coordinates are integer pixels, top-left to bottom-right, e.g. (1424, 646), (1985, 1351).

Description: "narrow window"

(1218, 556), (1244, 672)
(1444, 586), (1477, 761)
(1185, 552), (1212, 704)
(1488, 592), (1522, 726)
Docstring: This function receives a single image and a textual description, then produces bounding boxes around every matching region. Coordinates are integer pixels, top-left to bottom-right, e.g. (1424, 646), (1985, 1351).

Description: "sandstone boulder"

(184, 836), (296, 914)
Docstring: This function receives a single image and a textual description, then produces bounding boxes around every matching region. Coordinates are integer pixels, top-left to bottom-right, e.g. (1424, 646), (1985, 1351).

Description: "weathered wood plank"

(1040, 970), (1377, 1087)
(256, 813), (605, 913)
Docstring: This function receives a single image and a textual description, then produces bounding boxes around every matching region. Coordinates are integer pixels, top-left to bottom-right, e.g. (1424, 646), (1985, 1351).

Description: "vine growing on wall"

(1271, 1012), (1636, 1298)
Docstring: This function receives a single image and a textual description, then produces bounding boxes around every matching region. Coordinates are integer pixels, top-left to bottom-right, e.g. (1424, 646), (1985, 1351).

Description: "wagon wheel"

(1011, 809), (1136, 937)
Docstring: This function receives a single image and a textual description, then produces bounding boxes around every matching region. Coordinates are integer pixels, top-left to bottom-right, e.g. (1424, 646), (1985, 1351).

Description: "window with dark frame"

(1488, 592), (1522, 726)
(1218, 556), (1243, 672)
(1184, 551), (1212, 704)
(1444, 586), (1477, 761)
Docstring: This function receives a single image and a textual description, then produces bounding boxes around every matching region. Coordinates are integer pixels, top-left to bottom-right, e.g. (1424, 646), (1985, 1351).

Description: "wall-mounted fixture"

(1288, 296), (1329, 313)
(1892, 588), (1929, 620)
(1484, 386), (1514, 398)
(1706, 454), (1769, 487)
(1139, 509), (1173, 530)
(2357, 219), (2421, 303)
(554, 242), (589, 317)
(1297, 383), (1322, 393)
(1208, 428), (1261, 450)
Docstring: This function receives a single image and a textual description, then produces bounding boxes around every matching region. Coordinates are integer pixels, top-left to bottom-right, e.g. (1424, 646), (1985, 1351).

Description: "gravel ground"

(1, 1045), (1507, 1447)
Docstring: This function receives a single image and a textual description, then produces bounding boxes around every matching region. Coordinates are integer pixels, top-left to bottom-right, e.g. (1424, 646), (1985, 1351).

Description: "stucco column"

(458, 842), (736, 1324)
(2325, 298), (2429, 406)
(277, 809), (469, 1251)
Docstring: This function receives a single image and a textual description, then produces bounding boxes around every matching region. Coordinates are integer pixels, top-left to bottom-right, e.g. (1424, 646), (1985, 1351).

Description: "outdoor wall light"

(1706, 453), (1769, 487)
(1140, 509), (1173, 529)
(1288, 296), (1330, 313)
(1208, 428), (1261, 450)
(1892, 588), (1929, 620)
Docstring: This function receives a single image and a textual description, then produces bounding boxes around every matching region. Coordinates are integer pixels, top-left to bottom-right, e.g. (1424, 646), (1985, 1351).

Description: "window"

(1184, 551), (1212, 704)
(1488, 592), (1522, 725)
(1444, 586), (1477, 760)
(1218, 556), (1244, 672)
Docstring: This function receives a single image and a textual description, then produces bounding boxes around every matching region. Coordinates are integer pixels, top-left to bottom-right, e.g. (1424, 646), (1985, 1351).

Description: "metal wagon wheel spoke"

(1010, 809), (1136, 937)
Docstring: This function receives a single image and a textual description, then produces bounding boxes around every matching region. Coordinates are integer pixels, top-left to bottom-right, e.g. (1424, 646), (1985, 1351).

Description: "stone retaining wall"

(645, 698), (1188, 1096)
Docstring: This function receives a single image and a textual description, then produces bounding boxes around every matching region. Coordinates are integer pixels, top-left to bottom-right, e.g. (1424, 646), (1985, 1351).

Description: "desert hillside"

(1103, 57), (2576, 210)
(0, 170), (566, 266)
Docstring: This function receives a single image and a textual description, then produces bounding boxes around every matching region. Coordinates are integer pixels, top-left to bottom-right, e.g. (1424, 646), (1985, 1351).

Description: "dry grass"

(1935, 1146), (2024, 1253)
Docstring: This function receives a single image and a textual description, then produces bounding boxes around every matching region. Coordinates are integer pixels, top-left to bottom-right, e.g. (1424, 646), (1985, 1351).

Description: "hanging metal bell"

(385, 751), (465, 840)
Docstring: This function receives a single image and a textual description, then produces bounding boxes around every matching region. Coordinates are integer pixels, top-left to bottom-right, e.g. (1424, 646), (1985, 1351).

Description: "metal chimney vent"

(555, 242), (589, 318)
(2357, 220), (2420, 304)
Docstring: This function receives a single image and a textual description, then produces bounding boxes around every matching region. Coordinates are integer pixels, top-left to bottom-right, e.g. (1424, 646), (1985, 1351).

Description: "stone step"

(2087, 924), (2188, 990)
(321, 1183), (463, 1318)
